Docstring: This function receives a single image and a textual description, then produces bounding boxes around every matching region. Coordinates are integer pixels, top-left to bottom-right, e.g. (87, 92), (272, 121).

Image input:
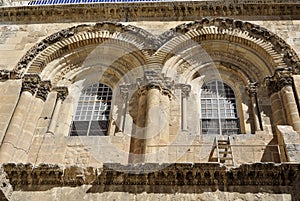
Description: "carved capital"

(176, 84), (191, 98)
(54, 86), (69, 101)
(265, 76), (279, 95)
(246, 82), (259, 97)
(119, 84), (130, 99)
(265, 67), (294, 95)
(36, 81), (52, 101)
(275, 67), (294, 89)
(21, 74), (41, 95)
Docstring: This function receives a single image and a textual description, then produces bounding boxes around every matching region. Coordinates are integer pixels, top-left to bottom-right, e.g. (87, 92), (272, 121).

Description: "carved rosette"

(36, 81), (52, 101)
(246, 82), (259, 97)
(54, 86), (69, 101)
(21, 74), (41, 95)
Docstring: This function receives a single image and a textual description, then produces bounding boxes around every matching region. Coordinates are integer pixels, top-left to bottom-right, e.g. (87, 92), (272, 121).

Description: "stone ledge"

(1, 162), (299, 192)
(1, 1), (300, 24)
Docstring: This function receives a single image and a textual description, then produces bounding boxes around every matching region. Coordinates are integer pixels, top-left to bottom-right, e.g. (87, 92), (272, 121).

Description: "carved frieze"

(36, 80), (52, 101)
(1, 163), (300, 191)
(21, 74), (41, 95)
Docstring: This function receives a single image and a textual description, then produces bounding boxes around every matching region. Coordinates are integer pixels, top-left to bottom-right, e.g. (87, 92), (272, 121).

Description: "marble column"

(13, 80), (52, 162)
(128, 87), (147, 163)
(266, 68), (300, 133)
(266, 75), (287, 127)
(181, 84), (191, 131)
(0, 74), (40, 162)
(47, 87), (68, 135)
(246, 82), (262, 131)
(279, 78), (300, 133)
(119, 85), (129, 133)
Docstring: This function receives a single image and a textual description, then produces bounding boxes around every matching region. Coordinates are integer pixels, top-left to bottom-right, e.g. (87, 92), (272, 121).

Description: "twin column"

(266, 68), (300, 133)
(0, 74), (68, 162)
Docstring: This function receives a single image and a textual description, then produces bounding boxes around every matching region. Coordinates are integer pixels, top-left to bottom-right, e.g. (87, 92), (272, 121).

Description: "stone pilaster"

(246, 82), (262, 131)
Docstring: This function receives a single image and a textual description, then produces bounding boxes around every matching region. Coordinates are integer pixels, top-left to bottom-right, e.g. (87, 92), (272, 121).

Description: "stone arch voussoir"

(15, 22), (156, 77)
(158, 17), (300, 79)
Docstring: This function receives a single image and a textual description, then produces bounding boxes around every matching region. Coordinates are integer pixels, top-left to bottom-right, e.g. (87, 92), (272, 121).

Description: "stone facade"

(0, 0), (300, 200)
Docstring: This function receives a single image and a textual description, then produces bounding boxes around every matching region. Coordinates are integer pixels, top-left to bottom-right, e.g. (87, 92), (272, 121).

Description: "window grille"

(70, 83), (112, 136)
(200, 81), (239, 135)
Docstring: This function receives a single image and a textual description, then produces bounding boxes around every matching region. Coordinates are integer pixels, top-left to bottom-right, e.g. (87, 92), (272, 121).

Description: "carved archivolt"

(9, 18), (300, 89)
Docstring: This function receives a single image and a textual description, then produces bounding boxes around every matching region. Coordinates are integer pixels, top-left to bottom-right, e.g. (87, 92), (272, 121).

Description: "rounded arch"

(14, 22), (155, 87)
(159, 17), (300, 83)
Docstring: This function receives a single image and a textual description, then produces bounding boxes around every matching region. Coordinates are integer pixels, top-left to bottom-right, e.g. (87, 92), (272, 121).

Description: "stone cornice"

(1, 1), (300, 24)
(1, 163), (299, 192)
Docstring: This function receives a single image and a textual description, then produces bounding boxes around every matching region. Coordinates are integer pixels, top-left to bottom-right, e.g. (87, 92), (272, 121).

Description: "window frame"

(69, 83), (113, 136)
(200, 80), (240, 135)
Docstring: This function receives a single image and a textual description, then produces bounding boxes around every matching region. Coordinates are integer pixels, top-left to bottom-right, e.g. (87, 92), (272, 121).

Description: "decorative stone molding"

(160, 18), (300, 72)
(246, 82), (259, 97)
(1, 163), (299, 191)
(177, 84), (191, 98)
(0, 70), (11, 81)
(13, 18), (300, 81)
(1, 1), (300, 24)
(0, 70), (21, 81)
(36, 80), (52, 101)
(54, 86), (69, 101)
(119, 84), (130, 99)
(135, 70), (174, 99)
(21, 74), (41, 95)
(265, 67), (294, 95)
(15, 22), (154, 74)
(275, 67), (294, 89)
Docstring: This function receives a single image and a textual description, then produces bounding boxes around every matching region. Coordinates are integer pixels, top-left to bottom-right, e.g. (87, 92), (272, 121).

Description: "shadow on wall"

(261, 137), (281, 163)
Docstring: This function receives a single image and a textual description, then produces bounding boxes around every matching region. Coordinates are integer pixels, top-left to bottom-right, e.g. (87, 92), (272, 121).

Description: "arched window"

(70, 83), (112, 136)
(200, 80), (239, 135)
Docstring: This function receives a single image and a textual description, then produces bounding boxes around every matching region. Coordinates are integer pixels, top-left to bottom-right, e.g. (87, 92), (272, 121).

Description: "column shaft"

(47, 96), (62, 134)
(128, 89), (147, 163)
(281, 85), (300, 132)
(270, 92), (286, 126)
(250, 95), (262, 131)
(0, 91), (34, 162)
